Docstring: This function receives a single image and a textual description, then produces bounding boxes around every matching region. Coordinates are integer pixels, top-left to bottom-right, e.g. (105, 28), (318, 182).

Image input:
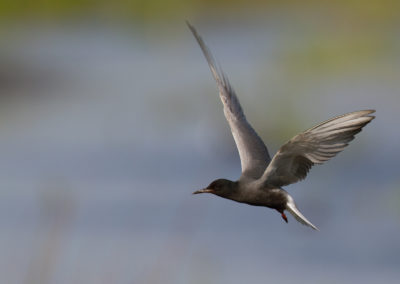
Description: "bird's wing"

(261, 110), (375, 187)
(187, 22), (271, 179)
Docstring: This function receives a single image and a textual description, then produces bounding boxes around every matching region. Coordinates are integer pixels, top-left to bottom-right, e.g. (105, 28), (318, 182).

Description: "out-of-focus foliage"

(0, 0), (399, 24)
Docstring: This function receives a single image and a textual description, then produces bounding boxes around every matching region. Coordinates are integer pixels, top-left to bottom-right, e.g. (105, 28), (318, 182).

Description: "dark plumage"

(188, 22), (375, 230)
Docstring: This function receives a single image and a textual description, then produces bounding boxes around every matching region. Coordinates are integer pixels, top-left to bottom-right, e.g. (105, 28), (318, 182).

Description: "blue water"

(0, 24), (399, 284)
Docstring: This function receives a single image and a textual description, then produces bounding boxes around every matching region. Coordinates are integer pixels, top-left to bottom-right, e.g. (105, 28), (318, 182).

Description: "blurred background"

(0, 0), (399, 283)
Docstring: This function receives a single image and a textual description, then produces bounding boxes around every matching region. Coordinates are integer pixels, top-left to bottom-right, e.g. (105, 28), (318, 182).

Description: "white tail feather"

(286, 196), (319, 231)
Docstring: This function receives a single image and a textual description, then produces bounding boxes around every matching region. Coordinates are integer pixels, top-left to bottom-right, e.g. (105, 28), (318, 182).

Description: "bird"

(188, 22), (375, 230)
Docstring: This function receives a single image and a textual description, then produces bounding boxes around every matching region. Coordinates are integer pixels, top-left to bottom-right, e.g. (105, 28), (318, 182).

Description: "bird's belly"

(237, 188), (287, 210)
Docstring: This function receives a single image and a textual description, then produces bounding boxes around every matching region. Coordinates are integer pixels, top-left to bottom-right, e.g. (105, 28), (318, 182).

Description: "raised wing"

(261, 110), (375, 187)
(187, 22), (271, 179)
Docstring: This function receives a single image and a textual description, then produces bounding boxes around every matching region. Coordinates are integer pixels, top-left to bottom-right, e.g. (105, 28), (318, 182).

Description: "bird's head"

(193, 179), (237, 198)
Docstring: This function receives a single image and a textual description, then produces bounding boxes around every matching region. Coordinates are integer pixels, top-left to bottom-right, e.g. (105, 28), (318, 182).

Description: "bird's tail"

(286, 195), (319, 231)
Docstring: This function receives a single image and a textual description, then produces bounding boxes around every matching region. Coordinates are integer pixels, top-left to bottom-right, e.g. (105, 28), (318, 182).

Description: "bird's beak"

(193, 188), (214, 194)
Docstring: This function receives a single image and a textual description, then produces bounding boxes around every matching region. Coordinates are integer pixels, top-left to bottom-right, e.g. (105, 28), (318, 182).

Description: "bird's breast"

(234, 186), (288, 209)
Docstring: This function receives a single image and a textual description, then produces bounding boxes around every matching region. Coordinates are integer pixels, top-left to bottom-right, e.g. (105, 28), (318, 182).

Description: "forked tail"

(286, 195), (319, 231)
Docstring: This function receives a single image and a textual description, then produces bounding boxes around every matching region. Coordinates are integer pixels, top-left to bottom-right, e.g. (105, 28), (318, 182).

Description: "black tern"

(188, 22), (375, 230)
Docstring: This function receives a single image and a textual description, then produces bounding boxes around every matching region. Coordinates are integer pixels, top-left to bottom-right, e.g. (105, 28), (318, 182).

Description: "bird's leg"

(278, 209), (288, 223)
